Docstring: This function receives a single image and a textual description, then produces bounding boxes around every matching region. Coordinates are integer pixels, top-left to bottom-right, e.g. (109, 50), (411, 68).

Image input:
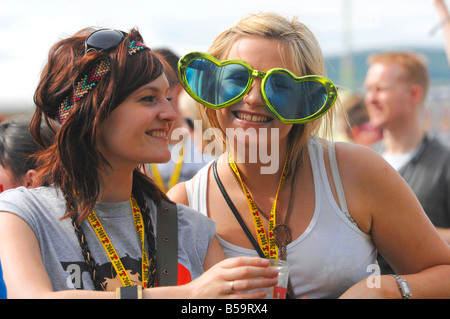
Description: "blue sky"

(0, 0), (447, 112)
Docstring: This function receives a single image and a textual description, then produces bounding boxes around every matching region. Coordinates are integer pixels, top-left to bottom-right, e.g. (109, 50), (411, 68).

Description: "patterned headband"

(56, 40), (150, 124)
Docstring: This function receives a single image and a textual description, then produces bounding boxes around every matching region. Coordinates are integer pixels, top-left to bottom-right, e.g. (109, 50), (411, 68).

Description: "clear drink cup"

(268, 259), (290, 299)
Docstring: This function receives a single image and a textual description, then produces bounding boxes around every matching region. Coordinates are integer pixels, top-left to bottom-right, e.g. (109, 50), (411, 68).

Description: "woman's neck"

(228, 141), (289, 191)
(97, 166), (135, 203)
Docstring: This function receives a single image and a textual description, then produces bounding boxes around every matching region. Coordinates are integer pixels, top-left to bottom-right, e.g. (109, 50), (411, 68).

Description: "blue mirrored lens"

(186, 59), (249, 105)
(265, 73), (327, 119)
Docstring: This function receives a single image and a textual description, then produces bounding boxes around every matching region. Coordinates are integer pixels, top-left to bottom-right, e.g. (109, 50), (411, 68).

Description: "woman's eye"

(140, 95), (155, 103)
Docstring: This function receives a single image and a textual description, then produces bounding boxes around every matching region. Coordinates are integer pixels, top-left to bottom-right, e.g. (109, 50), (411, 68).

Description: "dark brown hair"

(0, 118), (54, 182)
(31, 27), (170, 223)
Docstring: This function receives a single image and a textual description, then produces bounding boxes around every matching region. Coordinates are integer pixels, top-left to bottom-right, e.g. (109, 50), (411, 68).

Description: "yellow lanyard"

(151, 146), (184, 193)
(87, 196), (150, 288)
(228, 152), (289, 259)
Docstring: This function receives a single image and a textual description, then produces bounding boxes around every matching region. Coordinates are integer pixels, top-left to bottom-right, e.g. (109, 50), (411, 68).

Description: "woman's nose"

(243, 78), (265, 108)
(160, 99), (179, 122)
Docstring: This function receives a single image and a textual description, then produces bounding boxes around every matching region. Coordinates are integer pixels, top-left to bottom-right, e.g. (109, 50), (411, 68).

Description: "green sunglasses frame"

(178, 51), (338, 124)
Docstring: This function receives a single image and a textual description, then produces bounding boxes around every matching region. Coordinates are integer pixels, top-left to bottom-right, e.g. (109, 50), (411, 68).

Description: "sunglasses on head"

(178, 51), (338, 124)
(85, 29), (126, 54)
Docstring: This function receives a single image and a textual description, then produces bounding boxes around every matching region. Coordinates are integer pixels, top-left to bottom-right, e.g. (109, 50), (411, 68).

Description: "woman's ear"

(23, 169), (38, 188)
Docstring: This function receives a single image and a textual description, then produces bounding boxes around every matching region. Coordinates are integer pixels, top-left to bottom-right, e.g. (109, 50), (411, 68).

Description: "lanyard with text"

(87, 196), (150, 288)
(228, 152), (289, 259)
(151, 146), (184, 193)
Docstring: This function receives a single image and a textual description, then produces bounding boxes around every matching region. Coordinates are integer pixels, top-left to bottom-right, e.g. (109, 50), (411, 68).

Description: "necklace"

(228, 157), (297, 261)
(228, 152), (294, 259)
(67, 191), (157, 290)
(87, 196), (150, 288)
(150, 144), (184, 192)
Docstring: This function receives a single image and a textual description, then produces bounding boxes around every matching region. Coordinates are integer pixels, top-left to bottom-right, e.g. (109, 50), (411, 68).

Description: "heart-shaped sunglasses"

(178, 51), (338, 124)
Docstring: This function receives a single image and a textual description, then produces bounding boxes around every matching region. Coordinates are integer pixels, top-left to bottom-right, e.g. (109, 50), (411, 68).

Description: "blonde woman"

(168, 12), (450, 299)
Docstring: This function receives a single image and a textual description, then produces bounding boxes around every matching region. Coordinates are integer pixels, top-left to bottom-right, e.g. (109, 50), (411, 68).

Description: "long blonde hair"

(201, 12), (337, 176)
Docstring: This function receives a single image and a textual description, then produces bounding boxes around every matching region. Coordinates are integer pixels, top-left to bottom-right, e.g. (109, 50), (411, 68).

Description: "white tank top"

(185, 137), (377, 299)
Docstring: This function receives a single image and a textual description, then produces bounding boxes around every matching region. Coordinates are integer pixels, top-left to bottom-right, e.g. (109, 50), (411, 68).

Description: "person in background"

(178, 90), (219, 161)
(0, 27), (277, 298)
(148, 49), (214, 192)
(433, 0), (450, 65)
(0, 261), (5, 299)
(364, 51), (450, 275)
(0, 118), (55, 299)
(169, 12), (450, 299)
(340, 93), (382, 146)
(0, 118), (54, 191)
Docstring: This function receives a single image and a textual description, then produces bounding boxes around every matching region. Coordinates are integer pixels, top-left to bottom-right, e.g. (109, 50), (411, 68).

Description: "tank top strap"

(185, 160), (212, 216)
(326, 140), (359, 227)
(309, 137), (358, 228)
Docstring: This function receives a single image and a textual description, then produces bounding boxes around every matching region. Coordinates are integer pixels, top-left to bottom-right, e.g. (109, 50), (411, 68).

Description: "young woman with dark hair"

(0, 27), (277, 298)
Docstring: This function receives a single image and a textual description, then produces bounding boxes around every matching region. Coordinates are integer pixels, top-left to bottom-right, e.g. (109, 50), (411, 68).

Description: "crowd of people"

(0, 1), (449, 300)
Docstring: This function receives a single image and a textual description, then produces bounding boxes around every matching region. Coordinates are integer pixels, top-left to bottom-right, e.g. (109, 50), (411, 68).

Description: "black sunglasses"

(84, 29), (126, 54)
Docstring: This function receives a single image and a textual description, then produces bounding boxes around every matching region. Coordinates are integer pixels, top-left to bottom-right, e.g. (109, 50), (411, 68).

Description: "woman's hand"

(184, 257), (278, 299)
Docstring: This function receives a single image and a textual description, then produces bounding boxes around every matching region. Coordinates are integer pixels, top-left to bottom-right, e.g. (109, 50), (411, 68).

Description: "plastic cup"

(268, 259), (290, 299)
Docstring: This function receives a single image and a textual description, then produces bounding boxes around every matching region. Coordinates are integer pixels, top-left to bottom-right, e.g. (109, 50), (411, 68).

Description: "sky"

(0, 0), (448, 113)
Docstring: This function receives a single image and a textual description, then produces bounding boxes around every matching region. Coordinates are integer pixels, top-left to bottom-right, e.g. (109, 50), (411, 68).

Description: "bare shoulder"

(334, 141), (389, 173)
(328, 141), (418, 233)
(332, 141), (402, 189)
(167, 181), (189, 206)
(333, 140), (408, 199)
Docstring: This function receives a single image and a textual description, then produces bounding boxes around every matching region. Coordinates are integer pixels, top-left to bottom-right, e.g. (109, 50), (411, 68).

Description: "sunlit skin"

(216, 37), (293, 159)
(0, 165), (21, 192)
(364, 63), (416, 131)
(364, 62), (425, 154)
(98, 73), (177, 167)
(96, 73), (177, 202)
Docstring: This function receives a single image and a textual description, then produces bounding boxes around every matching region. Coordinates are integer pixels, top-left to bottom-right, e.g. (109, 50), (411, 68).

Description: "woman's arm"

(434, 0), (450, 65)
(336, 143), (450, 298)
(0, 212), (115, 298)
(0, 212), (276, 299)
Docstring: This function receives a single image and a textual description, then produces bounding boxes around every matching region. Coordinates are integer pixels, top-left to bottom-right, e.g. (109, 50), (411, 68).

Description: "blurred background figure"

(178, 90), (220, 160)
(433, 0), (450, 65)
(0, 118), (54, 192)
(148, 49), (215, 192)
(0, 117), (54, 299)
(339, 93), (383, 146)
(364, 51), (450, 274)
(0, 261), (5, 299)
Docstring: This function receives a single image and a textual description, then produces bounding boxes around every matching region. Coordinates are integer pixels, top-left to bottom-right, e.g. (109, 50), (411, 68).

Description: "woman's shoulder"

(0, 185), (61, 207)
(0, 185), (66, 231)
(167, 159), (215, 206)
(332, 140), (391, 173)
(175, 202), (214, 226)
(167, 181), (189, 206)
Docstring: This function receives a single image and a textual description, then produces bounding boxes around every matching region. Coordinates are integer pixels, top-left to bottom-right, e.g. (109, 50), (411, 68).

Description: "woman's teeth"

(235, 112), (270, 123)
(149, 130), (167, 138)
